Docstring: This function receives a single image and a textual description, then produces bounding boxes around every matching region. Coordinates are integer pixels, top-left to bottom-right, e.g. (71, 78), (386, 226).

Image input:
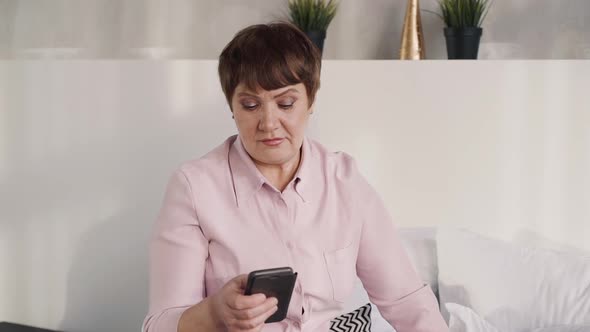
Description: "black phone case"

(244, 268), (298, 323)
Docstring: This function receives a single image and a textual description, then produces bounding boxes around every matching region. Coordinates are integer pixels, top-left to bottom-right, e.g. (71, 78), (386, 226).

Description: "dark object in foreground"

(0, 322), (62, 332)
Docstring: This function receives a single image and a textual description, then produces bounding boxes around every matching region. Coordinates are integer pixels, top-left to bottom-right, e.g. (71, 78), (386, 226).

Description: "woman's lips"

(261, 138), (284, 146)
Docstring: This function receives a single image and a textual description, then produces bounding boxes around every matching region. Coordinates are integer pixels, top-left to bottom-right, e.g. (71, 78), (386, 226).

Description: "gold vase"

(400, 0), (425, 60)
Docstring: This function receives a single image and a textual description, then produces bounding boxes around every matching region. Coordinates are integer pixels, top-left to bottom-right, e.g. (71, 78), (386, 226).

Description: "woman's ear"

(309, 103), (315, 115)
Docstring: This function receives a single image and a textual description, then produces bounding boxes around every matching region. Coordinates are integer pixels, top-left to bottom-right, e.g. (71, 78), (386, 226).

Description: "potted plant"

(287, 0), (339, 55)
(434, 0), (493, 59)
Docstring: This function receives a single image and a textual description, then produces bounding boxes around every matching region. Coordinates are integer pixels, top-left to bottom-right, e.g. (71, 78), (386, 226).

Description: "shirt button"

(286, 241), (293, 249)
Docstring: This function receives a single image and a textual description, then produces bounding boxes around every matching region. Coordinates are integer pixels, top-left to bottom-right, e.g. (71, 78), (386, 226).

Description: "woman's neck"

(253, 151), (301, 192)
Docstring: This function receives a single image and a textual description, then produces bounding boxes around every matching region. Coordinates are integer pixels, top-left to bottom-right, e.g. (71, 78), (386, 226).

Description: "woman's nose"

(258, 104), (279, 131)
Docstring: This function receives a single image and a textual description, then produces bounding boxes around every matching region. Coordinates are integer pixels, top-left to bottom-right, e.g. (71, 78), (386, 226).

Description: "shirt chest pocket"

(323, 243), (358, 303)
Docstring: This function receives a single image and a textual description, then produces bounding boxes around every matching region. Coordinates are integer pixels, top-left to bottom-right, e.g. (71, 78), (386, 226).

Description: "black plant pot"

(305, 30), (326, 55)
(444, 27), (483, 59)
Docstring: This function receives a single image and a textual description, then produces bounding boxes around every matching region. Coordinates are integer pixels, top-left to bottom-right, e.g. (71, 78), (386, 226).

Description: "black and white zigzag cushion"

(330, 303), (372, 332)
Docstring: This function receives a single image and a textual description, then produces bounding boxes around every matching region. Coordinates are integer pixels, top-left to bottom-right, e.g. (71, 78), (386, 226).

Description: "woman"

(142, 22), (449, 332)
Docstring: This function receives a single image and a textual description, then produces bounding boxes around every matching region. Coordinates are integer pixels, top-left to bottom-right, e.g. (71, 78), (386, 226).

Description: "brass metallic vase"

(400, 0), (426, 60)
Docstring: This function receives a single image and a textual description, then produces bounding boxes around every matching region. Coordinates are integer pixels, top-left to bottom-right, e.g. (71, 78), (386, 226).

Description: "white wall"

(314, 61), (590, 248)
(1, 0), (590, 59)
(1, 61), (589, 331)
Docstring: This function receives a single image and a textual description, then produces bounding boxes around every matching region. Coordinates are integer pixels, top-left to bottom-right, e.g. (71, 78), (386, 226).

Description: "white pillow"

(437, 229), (590, 332)
(531, 327), (590, 332)
(445, 302), (590, 332)
(445, 302), (500, 332)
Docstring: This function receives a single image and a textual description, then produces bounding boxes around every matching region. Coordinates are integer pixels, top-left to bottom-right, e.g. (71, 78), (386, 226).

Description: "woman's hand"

(210, 274), (279, 331)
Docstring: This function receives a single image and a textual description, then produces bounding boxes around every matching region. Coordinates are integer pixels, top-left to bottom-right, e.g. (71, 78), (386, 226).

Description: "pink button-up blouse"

(142, 135), (448, 332)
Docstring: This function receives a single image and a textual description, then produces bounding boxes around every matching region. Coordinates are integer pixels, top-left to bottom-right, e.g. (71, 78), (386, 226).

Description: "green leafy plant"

(430, 0), (493, 28)
(288, 0), (339, 32)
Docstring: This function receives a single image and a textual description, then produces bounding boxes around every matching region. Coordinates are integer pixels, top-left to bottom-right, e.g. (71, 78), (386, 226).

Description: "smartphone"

(244, 267), (298, 323)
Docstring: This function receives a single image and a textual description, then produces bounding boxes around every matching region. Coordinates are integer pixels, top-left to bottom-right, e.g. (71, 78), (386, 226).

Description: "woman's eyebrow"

(272, 88), (299, 98)
(236, 91), (258, 98)
(236, 88), (299, 99)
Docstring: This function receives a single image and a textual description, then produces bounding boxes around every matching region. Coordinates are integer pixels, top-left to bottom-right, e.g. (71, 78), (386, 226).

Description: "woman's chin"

(254, 152), (291, 166)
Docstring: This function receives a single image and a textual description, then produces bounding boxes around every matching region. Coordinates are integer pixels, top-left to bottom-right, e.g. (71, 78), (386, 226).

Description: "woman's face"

(231, 82), (312, 167)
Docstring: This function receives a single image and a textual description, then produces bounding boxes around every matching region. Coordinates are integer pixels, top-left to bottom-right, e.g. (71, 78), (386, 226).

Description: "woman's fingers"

(220, 274), (280, 331)
(231, 297), (278, 320)
(233, 303), (279, 330)
(227, 292), (267, 310)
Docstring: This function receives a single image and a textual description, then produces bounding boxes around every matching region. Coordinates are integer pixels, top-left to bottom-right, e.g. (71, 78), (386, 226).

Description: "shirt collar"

(228, 135), (316, 207)
(292, 136), (314, 203)
(228, 135), (266, 208)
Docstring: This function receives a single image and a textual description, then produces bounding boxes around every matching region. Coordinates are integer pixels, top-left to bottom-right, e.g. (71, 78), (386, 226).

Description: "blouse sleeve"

(142, 169), (209, 332)
(354, 171), (449, 332)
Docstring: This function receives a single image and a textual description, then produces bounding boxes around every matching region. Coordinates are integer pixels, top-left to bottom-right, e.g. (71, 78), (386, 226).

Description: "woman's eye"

(278, 103), (294, 110)
(242, 104), (258, 110)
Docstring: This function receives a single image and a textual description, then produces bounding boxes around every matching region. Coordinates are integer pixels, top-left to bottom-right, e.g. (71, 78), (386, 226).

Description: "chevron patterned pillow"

(330, 303), (372, 332)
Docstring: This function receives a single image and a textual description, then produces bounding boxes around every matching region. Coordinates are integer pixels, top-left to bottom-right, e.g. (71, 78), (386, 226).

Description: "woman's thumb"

(233, 274), (249, 290)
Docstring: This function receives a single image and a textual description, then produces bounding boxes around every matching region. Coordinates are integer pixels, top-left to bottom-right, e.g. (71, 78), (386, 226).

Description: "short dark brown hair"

(218, 22), (321, 109)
